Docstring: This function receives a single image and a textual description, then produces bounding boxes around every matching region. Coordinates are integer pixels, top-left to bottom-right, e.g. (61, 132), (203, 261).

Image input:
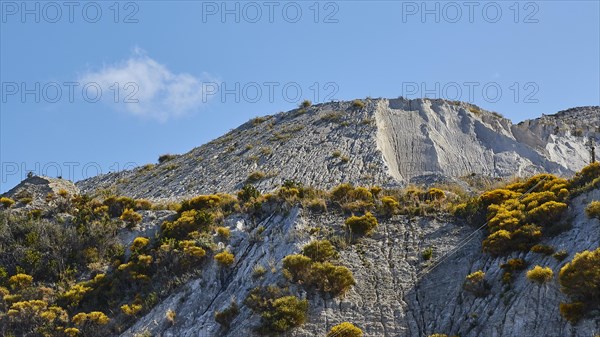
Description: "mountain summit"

(78, 98), (599, 199)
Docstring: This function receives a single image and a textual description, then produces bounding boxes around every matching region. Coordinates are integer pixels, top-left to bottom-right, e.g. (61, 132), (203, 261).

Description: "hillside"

(1, 99), (599, 337)
(76, 98), (599, 200)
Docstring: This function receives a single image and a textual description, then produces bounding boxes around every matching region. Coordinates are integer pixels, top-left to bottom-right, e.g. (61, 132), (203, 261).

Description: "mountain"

(1, 98), (599, 337)
(76, 98), (598, 200)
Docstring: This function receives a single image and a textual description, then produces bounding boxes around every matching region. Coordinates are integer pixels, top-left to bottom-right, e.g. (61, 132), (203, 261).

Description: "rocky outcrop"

(122, 188), (600, 337)
(76, 99), (599, 201)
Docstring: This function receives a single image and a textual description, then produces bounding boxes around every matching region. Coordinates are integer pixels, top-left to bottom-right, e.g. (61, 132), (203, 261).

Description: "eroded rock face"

(121, 188), (600, 337)
(76, 98), (598, 201)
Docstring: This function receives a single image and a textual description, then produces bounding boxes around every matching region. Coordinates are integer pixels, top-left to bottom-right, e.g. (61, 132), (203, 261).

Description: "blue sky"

(1, 0), (599, 192)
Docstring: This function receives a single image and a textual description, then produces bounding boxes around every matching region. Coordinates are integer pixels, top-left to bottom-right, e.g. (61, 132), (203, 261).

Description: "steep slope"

(76, 99), (599, 200)
(121, 186), (600, 337)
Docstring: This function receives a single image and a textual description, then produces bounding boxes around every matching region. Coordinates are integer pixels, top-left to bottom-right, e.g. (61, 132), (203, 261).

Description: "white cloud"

(80, 48), (213, 121)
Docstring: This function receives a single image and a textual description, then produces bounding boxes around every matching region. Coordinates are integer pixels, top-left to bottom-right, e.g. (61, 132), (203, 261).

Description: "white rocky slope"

(121, 188), (600, 337)
(76, 98), (599, 200)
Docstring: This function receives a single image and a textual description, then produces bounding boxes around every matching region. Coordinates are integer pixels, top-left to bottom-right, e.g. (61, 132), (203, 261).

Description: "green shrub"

(500, 258), (526, 272)
(427, 335), (449, 337)
(215, 301), (239, 328)
(526, 266), (554, 284)
(379, 196), (399, 216)
(0, 197), (15, 208)
(130, 237), (150, 253)
(245, 287), (308, 333)
(586, 201), (600, 219)
(421, 247), (433, 261)
(570, 162), (600, 190)
(530, 244), (555, 255)
(553, 250), (569, 261)
(238, 184), (260, 203)
(179, 195), (222, 213)
(332, 151), (342, 158)
(120, 208), (142, 227)
(345, 212), (378, 236)
(158, 154), (177, 164)
(463, 270), (489, 296)
(559, 302), (585, 323)
(309, 262), (355, 296)
(247, 171), (266, 183)
(259, 295), (308, 333)
(216, 226), (231, 239)
(214, 251), (235, 267)
(300, 100), (312, 108)
(282, 254), (313, 282)
(327, 322), (363, 337)
(351, 100), (365, 109)
(301, 240), (338, 262)
(559, 248), (600, 309)
(161, 209), (213, 239)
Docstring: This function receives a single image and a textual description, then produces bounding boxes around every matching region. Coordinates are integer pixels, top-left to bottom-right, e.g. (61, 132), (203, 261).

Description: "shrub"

(302, 240), (338, 262)
(9, 273), (33, 290)
(559, 302), (585, 323)
(130, 237), (150, 253)
(559, 248), (600, 305)
(482, 230), (513, 256)
(238, 184), (260, 203)
(300, 100), (312, 108)
(253, 265), (267, 278)
(179, 195), (222, 212)
(214, 251), (235, 267)
(351, 99), (365, 109)
(421, 247), (433, 261)
(526, 266), (554, 284)
(305, 198), (327, 213)
(134, 199), (153, 210)
(345, 212), (378, 236)
(120, 208), (142, 227)
(215, 301), (239, 328)
(259, 295), (308, 333)
(166, 309), (176, 325)
(500, 258), (526, 272)
(332, 150), (342, 158)
(463, 270), (489, 296)
(586, 201), (600, 219)
(428, 335), (449, 337)
(327, 322), (363, 337)
(426, 188), (446, 200)
(247, 171), (266, 183)
(121, 303), (143, 316)
(161, 209), (213, 239)
(380, 196), (399, 216)
(216, 226), (231, 239)
(309, 262), (355, 296)
(570, 162), (600, 190)
(282, 254), (313, 282)
(553, 250), (569, 261)
(530, 244), (555, 255)
(0, 197), (15, 208)
(158, 154), (177, 164)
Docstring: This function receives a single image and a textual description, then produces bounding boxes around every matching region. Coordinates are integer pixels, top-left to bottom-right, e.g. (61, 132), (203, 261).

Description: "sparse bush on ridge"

(158, 154), (177, 164)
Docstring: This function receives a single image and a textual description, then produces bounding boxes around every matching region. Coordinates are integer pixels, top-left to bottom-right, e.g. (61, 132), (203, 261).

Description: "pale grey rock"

(76, 99), (598, 202)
